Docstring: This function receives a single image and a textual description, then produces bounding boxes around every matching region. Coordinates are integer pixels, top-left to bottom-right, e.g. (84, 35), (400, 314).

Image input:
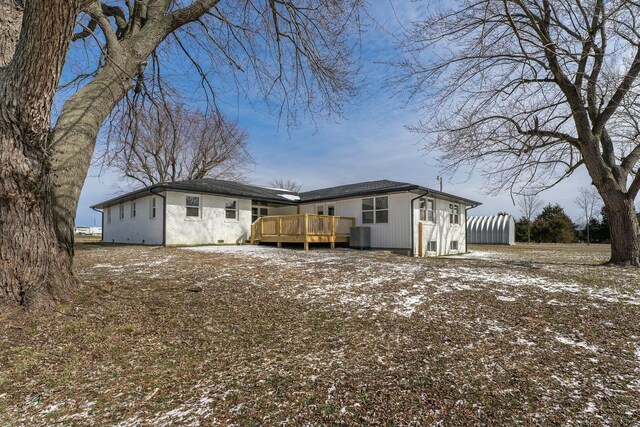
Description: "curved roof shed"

(467, 215), (515, 245)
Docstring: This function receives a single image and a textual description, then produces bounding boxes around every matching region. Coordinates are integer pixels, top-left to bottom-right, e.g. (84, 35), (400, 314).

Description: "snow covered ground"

(3, 243), (639, 425)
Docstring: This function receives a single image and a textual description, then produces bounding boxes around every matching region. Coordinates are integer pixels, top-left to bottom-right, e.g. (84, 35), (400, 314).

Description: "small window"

(449, 203), (460, 225)
(150, 197), (157, 219)
(362, 198), (374, 224)
(186, 196), (200, 217)
(106, 208), (112, 224)
(327, 205), (335, 216)
(119, 205), (125, 220)
(427, 241), (437, 252)
(450, 240), (459, 251)
(131, 201), (136, 218)
(419, 198), (434, 222)
(316, 205), (324, 215)
(362, 197), (388, 224)
(375, 197), (388, 223)
(225, 200), (237, 220)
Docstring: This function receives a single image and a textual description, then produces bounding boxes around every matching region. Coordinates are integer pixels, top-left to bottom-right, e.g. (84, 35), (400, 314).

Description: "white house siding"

(415, 198), (468, 257)
(164, 191), (252, 246)
(298, 192), (414, 249)
(102, 195), (164, 245)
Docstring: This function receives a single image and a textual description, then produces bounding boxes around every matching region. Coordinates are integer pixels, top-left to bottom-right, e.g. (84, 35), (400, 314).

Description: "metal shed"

(467, 215), (515, 245)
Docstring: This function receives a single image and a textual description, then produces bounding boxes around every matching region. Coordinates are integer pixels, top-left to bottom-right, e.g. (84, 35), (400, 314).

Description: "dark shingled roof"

(91, 178), (300, 208)
(92, 178), (481, 208)
(298, 180), (417, 202)
(299, 179), (481, 205)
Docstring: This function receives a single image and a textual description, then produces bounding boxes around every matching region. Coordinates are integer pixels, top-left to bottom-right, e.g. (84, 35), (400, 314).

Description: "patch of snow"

(555, 335), (598, 352)
(41, 403), (62, 414)
(278, 193), (300, 201)
(496, 296), (516, 302)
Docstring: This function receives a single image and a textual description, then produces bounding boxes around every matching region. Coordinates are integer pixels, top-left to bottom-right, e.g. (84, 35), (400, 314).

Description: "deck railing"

(251, 214), (355, 250)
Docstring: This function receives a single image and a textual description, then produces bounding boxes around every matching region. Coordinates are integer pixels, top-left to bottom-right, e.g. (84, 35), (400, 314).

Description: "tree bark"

(51, 63), (135, 253)
(602, 195), (640, 266)
(1, 0), (80, 307)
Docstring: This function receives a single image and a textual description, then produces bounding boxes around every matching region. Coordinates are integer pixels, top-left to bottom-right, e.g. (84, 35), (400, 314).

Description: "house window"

(362, 198), (374, 223)
(316, 205), (324, 215)
(427, 241), (437, 252)
(131, 201), (136, 219)
(150, 198), (157, 219)
(449, 203), (460, 225)
(186, 196), (200, 217)
(106, 208), (111, 224)
(420, 198), (435, 222)
(375, 197), (388, 223)
(362, 196), (388, 224)
(252, 207), (268, 222)
(225, 200), (237, 220)
(450, 240), (459, 251)
(327, 205), (335, 216)
(119, 204), (125, 221)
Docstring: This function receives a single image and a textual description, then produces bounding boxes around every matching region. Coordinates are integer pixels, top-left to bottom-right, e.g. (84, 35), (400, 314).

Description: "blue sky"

(74, 0), (591, 227)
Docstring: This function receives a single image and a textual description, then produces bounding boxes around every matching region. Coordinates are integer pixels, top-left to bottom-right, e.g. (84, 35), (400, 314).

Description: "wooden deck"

(250, 214), (355, 250)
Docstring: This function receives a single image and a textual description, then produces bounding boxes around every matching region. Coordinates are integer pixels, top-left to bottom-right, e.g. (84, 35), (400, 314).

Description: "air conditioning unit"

(350, 226), (371, 249)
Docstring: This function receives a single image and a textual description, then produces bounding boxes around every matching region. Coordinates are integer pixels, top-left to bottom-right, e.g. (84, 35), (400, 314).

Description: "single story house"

(91, 179), (481, 256)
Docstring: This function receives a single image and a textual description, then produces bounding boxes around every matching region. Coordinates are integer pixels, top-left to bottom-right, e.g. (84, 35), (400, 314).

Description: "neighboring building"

(467, 215), (516, 245)
(91, 179), (481, 256)
(74, 226), (103, 236)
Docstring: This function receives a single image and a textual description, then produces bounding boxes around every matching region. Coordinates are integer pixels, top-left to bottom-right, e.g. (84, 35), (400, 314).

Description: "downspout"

(90, 206), (103, 243)
(150, 187), (167, 246)
(410, 191), (429, 257)
(464, 203), (479, 253)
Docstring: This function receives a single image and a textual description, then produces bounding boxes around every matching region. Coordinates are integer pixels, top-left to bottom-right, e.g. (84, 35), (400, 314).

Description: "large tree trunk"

(0, 131), (75, 307)
(51, 64), (134, 255)
(0, 0), (79, 307)
(603, 196), (640, 266)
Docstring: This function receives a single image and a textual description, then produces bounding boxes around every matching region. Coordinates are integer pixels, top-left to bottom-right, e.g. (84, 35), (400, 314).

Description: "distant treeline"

(515, 204), (612, 244)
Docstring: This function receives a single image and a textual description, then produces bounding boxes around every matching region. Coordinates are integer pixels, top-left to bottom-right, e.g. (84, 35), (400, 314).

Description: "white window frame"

(327, 204), (335, 216)
(420, 198), (435, 222)
(106, 207), (112, 224)
(185, 195), (201, 218)
(450, 240), (459, 251)
(362, 196), (389, 224)
(119, 204), (125, 221)
(449, 203), (460, 225)
(427, 241), (437, 252)
(316, 205), (324, 215)
(131, 201), (137, 219)
(150, 197), (157, 219)
(225, 199), (238, 221)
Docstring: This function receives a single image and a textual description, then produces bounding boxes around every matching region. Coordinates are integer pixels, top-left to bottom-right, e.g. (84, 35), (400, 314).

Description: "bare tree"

(399, 1), (640, 265)
(517, 194), (544, 244)
(576, 186), (602, 245)
(0, 0), (362, 307)
(105, 104), (251, 187)
(270, 178), (302, 193)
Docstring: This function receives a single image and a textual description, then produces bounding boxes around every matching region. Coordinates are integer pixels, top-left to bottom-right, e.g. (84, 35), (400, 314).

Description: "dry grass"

(1, 242), (639, 425)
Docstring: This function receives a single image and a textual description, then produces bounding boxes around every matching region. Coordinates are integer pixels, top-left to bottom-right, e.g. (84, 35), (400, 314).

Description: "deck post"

(304, 214), (309, 251)
(277, 217), (282, 248)
(330, 216), (336, 249)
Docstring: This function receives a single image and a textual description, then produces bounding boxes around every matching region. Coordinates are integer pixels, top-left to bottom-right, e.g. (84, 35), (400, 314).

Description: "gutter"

(410, 190), (429, 257)
(464, 203), (480, 254)
(150, 187), (167, 246)
(90, 206), (103, 243)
